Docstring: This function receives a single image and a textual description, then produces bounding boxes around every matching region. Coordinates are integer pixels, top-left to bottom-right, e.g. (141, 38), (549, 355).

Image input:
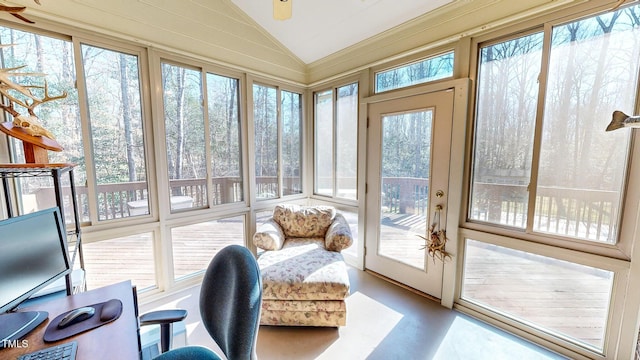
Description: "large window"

(464, 4), (640, 355)
(469, 32), (542, 228)
(0, 25), (249, 298)
(162, 62), (206, 212)
(171, 216), (245, 280)
(207, 73), (243, 204)
(282, 90), (302, 196)
(470, 6), (639, 244)
(0, 31), (152, 224)
(253, 84), (302, 199)
(162, 63), (244, 210)
(0, 28), (85, 222)
(535, 11), (637, 242)
(0, 27), (163, 294)
(462, 239), (613, 351)
(315, 90), (333, 197)
(81, 44), (148, 221)
(84, 231), (156, 291)
(253, 84), (278, 199)
(314, 82), (358, 200)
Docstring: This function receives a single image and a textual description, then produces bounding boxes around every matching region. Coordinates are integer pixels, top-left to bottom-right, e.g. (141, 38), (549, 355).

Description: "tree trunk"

(227, 79), (237, 175)
(174, 68), (187, 191)
(119, 54), (137, 182)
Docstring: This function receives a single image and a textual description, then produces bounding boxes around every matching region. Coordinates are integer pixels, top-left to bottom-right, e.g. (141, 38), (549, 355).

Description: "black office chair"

(141, 245), (263, 360)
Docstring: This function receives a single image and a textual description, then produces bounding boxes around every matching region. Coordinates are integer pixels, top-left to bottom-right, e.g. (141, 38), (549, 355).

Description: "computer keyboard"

(17, 340), (77, 360)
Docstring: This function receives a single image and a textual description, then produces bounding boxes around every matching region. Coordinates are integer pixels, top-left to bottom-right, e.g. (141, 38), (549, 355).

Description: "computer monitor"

(0, 207), (71, 346)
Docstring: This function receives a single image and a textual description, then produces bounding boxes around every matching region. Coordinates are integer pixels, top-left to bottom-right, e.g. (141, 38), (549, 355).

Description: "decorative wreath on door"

(419, 204), (452, 262)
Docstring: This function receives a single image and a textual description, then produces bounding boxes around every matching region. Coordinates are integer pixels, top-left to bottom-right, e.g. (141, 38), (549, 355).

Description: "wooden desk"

(2, 281), (139, 360)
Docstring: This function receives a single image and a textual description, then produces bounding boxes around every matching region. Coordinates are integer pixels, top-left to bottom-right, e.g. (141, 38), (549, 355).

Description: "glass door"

(365, 90), (454, 298)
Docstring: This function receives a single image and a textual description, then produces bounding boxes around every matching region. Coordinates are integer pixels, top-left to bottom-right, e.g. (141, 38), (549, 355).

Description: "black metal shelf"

(0, 164), (75, 178)
(0, 163), (85, 295)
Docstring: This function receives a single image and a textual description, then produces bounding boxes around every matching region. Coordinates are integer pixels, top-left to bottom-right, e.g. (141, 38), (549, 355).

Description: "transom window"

(375, 51), (454, 93)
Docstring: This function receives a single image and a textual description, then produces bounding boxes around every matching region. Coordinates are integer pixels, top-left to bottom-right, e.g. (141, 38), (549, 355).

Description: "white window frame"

(458, 4), (640, 358)
(247, 76), (306, 205)
(312, 81), (359, 203)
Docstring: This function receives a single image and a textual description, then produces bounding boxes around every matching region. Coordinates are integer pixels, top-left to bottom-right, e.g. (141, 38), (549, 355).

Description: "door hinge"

(365, 183), (368, 193)
(367, 117), (369, 128)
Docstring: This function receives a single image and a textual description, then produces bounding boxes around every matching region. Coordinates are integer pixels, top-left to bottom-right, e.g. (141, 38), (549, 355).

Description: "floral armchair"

(253, 204), (353, 327)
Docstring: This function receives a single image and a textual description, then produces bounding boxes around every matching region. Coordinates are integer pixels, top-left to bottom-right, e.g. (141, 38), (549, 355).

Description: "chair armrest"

(139, 309), (188, 326)
(325, 213), (353, 252)
(253, 219), (286, 250)
(140, 309), (188, 354)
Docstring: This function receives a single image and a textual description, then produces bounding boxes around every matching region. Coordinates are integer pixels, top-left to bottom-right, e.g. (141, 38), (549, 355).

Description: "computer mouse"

(57, 306), (95, 329)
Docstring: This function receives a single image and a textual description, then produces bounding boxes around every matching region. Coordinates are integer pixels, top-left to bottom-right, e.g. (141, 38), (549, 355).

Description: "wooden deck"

(81, 213), (610, 351)
(463, 240), (610, 350)
(82, 217), (245, 291)
(379, 213), (427, 269)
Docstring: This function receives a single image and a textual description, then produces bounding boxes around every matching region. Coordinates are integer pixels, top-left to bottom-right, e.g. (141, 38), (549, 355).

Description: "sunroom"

(0, 0), (639, 359)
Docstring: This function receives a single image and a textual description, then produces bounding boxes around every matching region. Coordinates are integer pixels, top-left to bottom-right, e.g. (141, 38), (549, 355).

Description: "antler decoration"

(612, 0), (625, 11)
(0, 1), (41, 24)
(419, 204), (452, 262)
(0, 48), (67, 139)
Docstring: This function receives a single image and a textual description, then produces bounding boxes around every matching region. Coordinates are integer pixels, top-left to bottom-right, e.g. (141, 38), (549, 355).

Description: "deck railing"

(382, 177), (429, 215)
(471, 183), (618, 241)
(381, 179), (617, 241)
(32, 176), (295, 221)
(30, 177), (618, 240)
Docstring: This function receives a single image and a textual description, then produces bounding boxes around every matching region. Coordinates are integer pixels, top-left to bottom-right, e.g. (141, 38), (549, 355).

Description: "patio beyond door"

(365, 90), (453, 299)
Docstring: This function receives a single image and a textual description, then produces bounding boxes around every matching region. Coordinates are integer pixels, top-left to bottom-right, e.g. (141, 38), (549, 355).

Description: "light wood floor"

(140, 267), (566, 360)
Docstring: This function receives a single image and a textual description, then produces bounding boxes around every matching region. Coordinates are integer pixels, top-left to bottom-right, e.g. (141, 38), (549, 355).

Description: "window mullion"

(201, 70), (214, 208)
(73, 38), (99, 225)
(332, 88), (338, 198)
(526, 23), (553, 234)
(277, 88), (283, 198)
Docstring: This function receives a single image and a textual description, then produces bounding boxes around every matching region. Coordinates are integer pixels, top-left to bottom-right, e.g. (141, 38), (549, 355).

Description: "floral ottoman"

(253, 204), (353, 327)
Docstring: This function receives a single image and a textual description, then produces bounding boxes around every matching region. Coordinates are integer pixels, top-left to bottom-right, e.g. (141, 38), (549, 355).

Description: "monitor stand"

(0, 311), (48, 348)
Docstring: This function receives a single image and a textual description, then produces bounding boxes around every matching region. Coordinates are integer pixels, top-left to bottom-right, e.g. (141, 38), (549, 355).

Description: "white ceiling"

(230, 0), (454, 64)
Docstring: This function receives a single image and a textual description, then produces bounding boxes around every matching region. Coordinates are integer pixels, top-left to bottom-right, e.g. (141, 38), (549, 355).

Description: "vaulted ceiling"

(229, 0), (453, 64)
(6, 0), (582, 84)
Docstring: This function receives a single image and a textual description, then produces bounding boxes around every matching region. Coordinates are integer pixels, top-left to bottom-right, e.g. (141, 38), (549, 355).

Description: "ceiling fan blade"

(273, 0), (291, 20)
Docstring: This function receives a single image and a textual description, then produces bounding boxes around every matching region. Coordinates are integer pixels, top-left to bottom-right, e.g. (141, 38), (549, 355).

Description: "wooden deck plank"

(83, 218), (245, 290)
(80, 212), (610, 349)
(462, 240), (610, 348)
